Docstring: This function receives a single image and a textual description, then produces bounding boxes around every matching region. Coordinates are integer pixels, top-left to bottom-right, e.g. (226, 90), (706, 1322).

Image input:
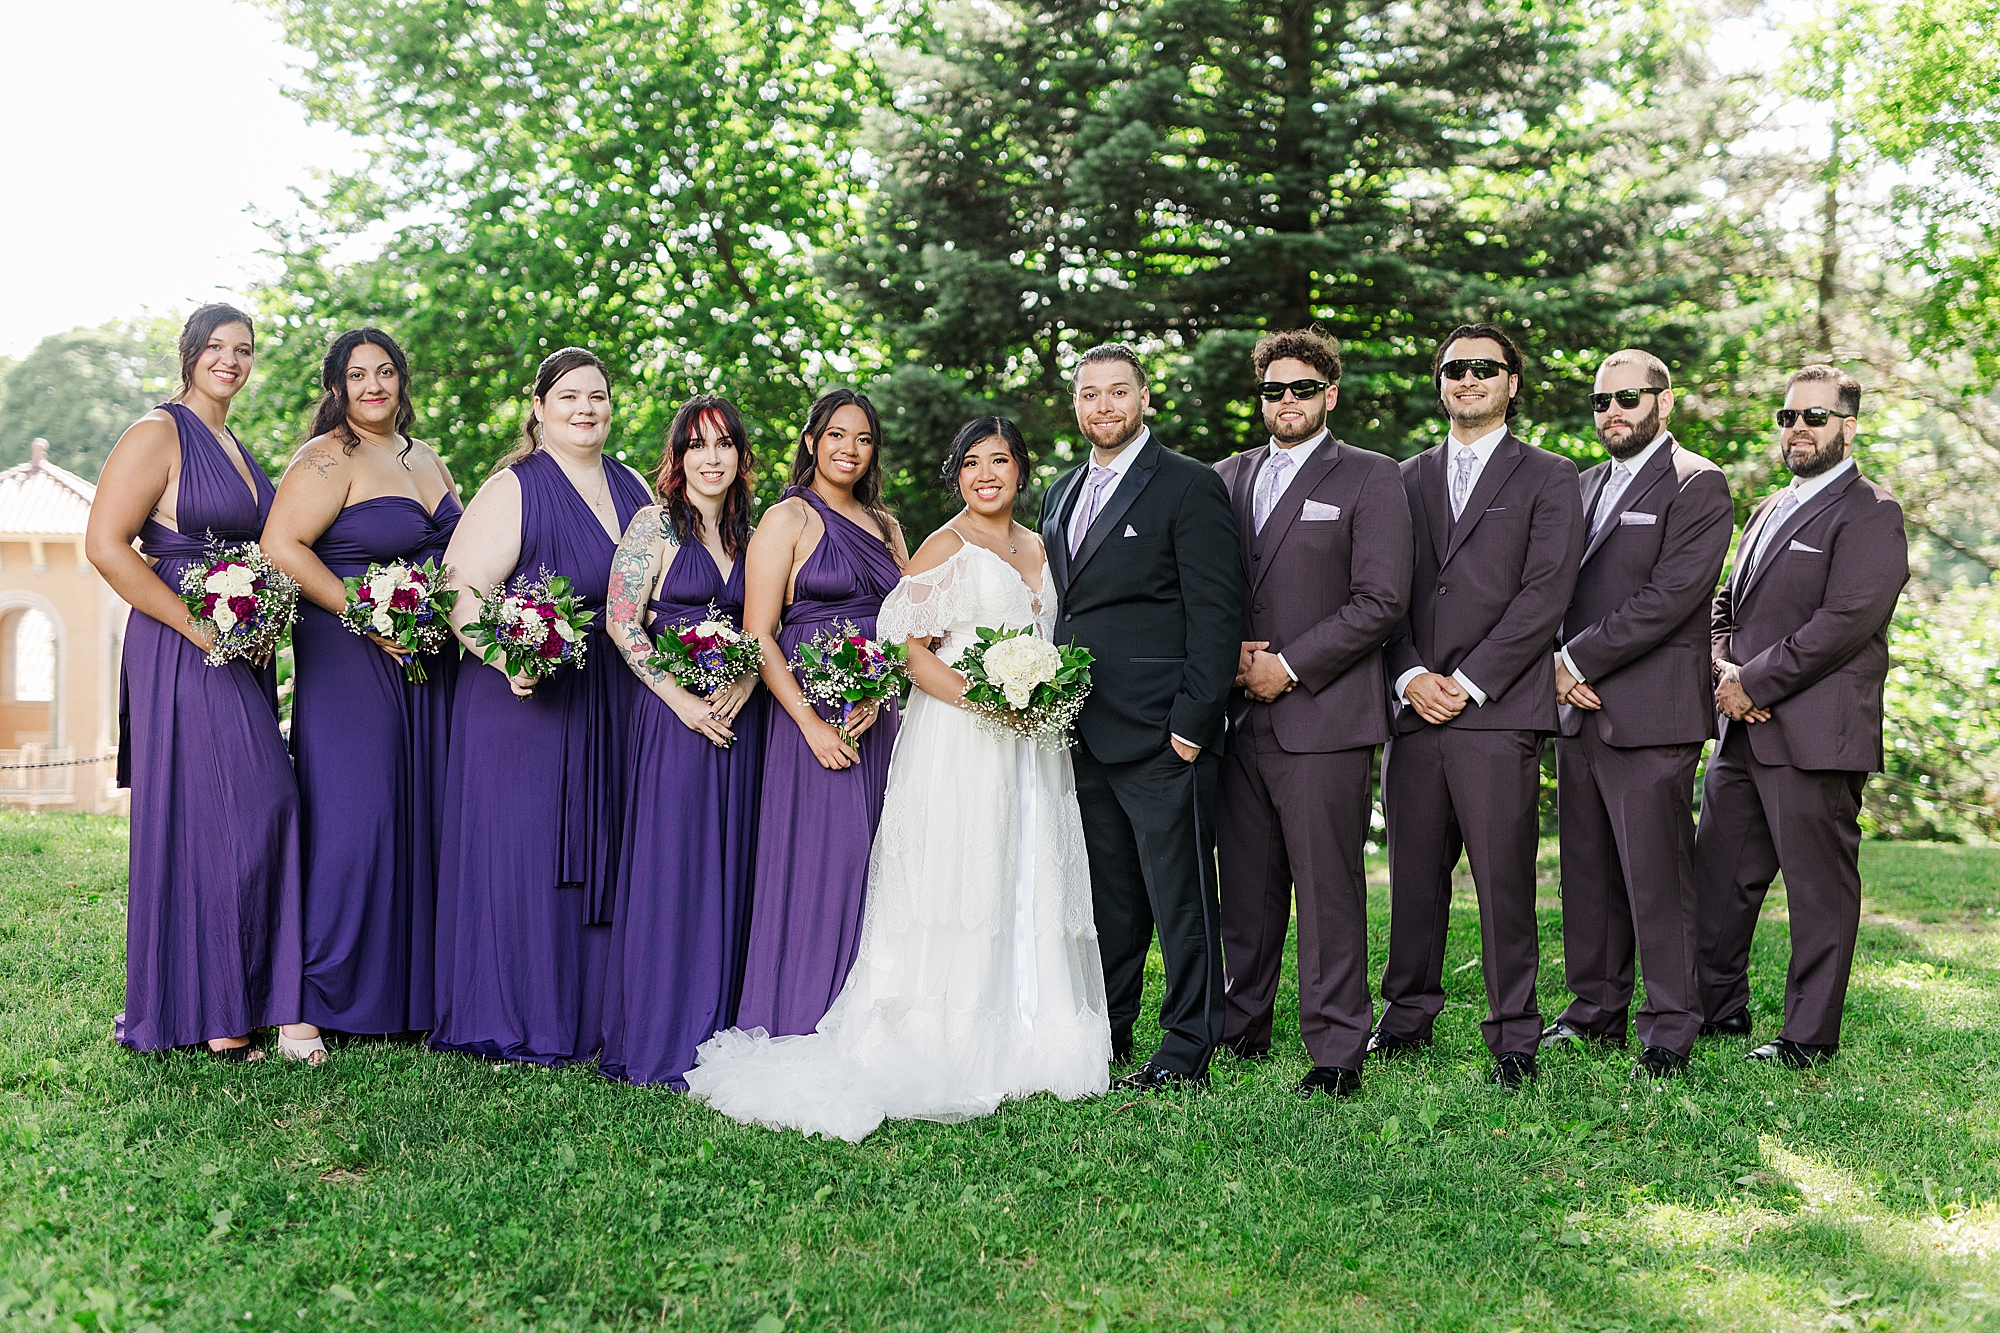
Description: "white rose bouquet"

(954, 626), (1094, 747)
(339, 557), (458, 683)
(176, 541), (300, 667)
(646, 602), (763, 697)
(465, 569), (594, 693)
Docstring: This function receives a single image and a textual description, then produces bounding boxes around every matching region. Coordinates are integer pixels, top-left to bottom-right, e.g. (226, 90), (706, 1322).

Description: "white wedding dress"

(685, 537), (1111, 1141)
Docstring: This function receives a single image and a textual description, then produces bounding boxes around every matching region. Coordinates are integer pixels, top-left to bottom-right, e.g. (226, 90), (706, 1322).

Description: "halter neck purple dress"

(599, 529), (768, 1087)
(430, 449), (650, 1065)
(734, 486), (902, 1036)
(115, 403), (303, 1052)
(290, 489), (463, 1035)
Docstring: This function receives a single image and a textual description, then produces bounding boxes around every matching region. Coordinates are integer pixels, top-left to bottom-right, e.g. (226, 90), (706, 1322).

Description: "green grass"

(4, 812), (1999, 1332)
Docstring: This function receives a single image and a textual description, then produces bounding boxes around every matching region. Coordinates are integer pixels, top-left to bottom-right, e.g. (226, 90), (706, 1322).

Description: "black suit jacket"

(1214, 437), (1412, 752)
(1384, 431), (1585, 735)
(1041, 434), (1243, 763)
(1711, 465), (1907, 771)
(1558, 436), (1734, 747)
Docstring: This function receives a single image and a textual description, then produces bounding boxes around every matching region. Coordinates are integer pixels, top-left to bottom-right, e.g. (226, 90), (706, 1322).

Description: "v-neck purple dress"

(291, 490), (463, 1035)
(734, 487), (902, 1037)
(599, 534), (768, 1087)
(430, 449), (650, 1065)
(115, 403), (304, 1052)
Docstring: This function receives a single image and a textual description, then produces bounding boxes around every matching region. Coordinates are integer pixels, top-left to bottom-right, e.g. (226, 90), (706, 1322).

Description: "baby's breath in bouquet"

(955, 626), (1093, 747)
(178, 541), (300, 667)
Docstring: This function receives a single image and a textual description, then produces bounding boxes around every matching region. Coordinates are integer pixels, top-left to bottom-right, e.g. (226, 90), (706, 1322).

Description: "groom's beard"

(1083, 416), (1144, 453)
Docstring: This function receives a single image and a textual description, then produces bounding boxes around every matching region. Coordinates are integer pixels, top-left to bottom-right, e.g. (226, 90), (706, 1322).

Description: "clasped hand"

(1714, 664), (1770, 723)
(1235, 640), (1293, 703)
(1404, 671), (1467, 726)
(1554, 655), (1601, 711)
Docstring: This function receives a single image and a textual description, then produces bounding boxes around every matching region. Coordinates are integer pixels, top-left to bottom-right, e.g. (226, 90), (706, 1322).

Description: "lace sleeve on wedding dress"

(878, 546), (976, 644)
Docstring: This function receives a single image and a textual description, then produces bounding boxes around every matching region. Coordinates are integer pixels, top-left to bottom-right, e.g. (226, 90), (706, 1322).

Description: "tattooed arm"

(608, 505), (737, 746)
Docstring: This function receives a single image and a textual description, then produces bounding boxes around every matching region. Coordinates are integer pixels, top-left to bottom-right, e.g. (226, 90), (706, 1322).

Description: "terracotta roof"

(0, 441), (97, 537)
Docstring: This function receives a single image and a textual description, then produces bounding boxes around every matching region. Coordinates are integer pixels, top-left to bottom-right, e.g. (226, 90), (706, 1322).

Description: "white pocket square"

(1122, 524), (1138, 537)
(1788, 539), (1823, 553)
(1617, 510), (1657, 526)
(1300, 500), (1342, 522)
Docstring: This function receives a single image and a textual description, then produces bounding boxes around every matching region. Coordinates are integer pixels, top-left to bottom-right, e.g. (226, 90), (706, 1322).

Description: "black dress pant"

(1072, 739), (1225, 1075)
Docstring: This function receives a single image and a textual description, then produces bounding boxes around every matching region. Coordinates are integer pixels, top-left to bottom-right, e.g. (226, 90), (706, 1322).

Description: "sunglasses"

(1589, 387), (1661, 413)
(1439, 359), (1507, 383)
(1775, 407), (1853, 429)
(1257, 379), (1330, 402)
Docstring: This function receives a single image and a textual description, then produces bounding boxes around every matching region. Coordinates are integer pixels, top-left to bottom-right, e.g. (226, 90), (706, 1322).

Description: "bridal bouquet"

(339, 557), (457, 683)
(466, 569), (593, 691)
(177, 541), (300, 667)
(954, 626), (1094, 747)
(647, 602), (762, 697)
(791, 620), (908, 745)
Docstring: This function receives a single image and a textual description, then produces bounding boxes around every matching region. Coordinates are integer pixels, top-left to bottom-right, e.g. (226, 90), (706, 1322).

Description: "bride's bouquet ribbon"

(646, 602), (762, 698)
(790, 620), (908, 746)
(466, 569), (594, 692)
(177, 539), (300, 667)
(954, 626), (1093, 748)
(340, 557), (458, 683)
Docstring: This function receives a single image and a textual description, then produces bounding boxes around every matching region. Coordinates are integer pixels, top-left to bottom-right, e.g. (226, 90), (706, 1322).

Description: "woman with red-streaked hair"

(598, 395), (766, 1086)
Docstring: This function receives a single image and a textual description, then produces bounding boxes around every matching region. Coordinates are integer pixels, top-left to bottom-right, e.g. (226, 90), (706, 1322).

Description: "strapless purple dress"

(599, 538), (767, 1087)
(291, 491), (463, 1035)
(115, 403), (303, 1052)
(430, 449), (651, 1065)
(734, 487), (901, 1037)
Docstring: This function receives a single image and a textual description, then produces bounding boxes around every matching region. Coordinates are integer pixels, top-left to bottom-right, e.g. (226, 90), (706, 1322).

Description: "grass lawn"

(3, 813), (1998, 1332)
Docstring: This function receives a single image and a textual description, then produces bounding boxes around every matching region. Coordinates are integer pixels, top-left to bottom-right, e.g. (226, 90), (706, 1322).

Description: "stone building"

(0, 439), (128, 812)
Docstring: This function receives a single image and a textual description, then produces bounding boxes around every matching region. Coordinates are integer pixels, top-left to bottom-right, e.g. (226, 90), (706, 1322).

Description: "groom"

(1042, 343), (1243, 1089)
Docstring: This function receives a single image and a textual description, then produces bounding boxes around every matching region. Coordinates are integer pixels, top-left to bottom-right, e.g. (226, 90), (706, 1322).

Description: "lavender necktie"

(1590, 463), (1631, 542)
(1450, 447), (1478, 520)
(1253, 451), (1294, 534)
(1071, 465), (1117, 556)
(1744, 487), (1802, 579)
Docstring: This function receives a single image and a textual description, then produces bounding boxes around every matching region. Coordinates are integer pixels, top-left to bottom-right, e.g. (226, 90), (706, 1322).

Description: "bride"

(686, 417), (1111, 1140)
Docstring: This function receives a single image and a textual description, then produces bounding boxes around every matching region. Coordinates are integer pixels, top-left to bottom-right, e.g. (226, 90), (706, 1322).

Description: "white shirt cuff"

(1170, 733), (1200, 753)
(1277, 653), (1298, 683)
(1453, 669), (1487, 706)
(1558, 646), (1584, 685)
(1393, 666), (1426, 705)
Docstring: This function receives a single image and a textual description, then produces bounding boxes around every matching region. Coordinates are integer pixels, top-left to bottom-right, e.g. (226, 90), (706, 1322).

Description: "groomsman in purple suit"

(1374, 323), (1585, 1089)
(1213, 330), (1413, 1099)
(1695, 364), (1908, 1068)
(1541, 350), (1733, 1079)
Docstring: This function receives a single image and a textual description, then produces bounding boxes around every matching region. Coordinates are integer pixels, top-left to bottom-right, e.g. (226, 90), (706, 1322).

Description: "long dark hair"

(655, 395), (756, 558)
(309, 327), (416, 462)
(939, 416), (1032, 498)
(172, 303), (255, 400)
(789, 388), (893, 539)
(497, 347), (610, 469)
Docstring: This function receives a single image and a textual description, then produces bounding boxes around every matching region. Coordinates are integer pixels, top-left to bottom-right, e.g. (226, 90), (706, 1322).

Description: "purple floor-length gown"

(430, 449), (650, 1065)
(291, 492), (463, 1034)
(599, 539), (767, 1087)
(735, 486), (902, 1037)
(116, 403), (303, 1052)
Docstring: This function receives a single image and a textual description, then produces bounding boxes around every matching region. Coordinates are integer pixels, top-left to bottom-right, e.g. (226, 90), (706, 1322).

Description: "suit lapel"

(1251, 438), (1343, 594)
(1741, 466), (1858, 597)
(1581, 436), (1676, 565)
(1069, 439), (1162, 583)
(1228, 451), (1261, 573)
(1442, 433), (1527, 567)
(1045, 465), (1085, 596)
(1418, 446), (1451, 568)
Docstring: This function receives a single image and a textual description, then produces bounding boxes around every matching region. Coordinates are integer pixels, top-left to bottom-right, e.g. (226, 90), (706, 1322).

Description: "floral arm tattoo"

(607, 506), (671, 690)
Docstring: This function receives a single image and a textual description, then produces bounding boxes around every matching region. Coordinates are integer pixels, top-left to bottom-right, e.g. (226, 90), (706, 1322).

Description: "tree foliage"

(0, 323), (178, 478)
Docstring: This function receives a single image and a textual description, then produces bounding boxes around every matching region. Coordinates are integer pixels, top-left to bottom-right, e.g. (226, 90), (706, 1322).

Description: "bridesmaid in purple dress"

(599, 395), (766, 1086)
(84, 304), (303, 1061)
(430, 347), (652, 1065)
(736, 389), (908, 1036)
(261, 329), (463, 1051)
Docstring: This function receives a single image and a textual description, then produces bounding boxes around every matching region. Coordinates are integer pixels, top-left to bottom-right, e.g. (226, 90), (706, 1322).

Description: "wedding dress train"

(686, 538), (1111, 1141)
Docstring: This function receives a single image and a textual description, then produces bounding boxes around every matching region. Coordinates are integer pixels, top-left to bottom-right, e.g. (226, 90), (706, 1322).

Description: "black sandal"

(208, 1042), (266, 1063)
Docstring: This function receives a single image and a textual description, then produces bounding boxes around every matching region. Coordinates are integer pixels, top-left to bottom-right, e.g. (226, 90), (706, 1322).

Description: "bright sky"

(0, 0), (362, 358)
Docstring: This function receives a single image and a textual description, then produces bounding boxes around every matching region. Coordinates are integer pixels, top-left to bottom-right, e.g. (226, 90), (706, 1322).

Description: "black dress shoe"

(1115, 1061), (1210, 1092)
(1699, 1009), (1753, 1038)
(1630, 1045), (1690, 1079)
(1366, 1028), (1432, 1059)
(1296, 1066), (1361, 1099)
(1490, 1052), (1537, 1090)
(1538, 1021), (1626, 1051)
(1746, 1038), (1836, 1069)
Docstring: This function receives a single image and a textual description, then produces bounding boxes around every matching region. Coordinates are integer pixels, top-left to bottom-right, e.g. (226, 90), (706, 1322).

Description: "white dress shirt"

(1255, 429), (1327, 685)
(1560, 431), (1671, 684)
(1395, 424), (1508, 708)
(1742, 456), (1854, 576)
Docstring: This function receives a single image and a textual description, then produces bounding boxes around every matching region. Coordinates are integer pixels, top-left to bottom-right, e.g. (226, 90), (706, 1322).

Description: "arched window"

(13, 609), (55, 702)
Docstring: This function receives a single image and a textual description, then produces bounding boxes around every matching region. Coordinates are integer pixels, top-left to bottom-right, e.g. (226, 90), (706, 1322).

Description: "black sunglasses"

(1589, 387), (1661, 413)
(1257, 379), (1330, 402)
(1775, 407), (1853, 429)
(1439, 359), (1507, 383)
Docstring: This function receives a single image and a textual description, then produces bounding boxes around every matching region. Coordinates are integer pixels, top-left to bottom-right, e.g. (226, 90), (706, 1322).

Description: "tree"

(0, 323), (178, 477)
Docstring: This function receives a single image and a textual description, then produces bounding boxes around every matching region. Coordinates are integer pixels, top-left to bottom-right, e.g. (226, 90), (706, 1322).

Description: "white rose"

(212, 602), (238, 634)
(984, 635), (1060, 706)
(367, 570), (401, 604)
(515, 607), (545, 640)
(1003, 680), (1034, 709)
(695, 620), (727, 638)
(552, 618), (578, 643)
(372, 608), (396, 635)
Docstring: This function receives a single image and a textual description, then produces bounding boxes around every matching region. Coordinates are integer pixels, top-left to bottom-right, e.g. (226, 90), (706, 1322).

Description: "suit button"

(1065, 614), (1073, 622)
(1253, 604), (1264, 614)
(1437, 584), (1448, 596)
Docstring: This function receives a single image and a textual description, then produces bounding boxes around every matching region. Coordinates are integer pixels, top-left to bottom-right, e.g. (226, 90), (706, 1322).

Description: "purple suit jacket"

(1711, 465), (1907, 772)
(1558, 436), (1734, 747)
(1385, 431), (1585, 734)
(1215, 437), (1413, 752)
